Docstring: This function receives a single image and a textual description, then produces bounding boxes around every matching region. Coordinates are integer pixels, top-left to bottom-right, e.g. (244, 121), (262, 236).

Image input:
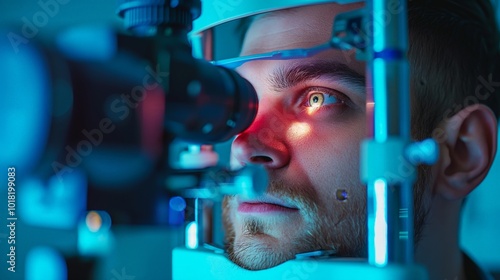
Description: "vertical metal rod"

(195, 198), (204, 247)
(365, 0), (413, 266)
(211, 200), (225, 248)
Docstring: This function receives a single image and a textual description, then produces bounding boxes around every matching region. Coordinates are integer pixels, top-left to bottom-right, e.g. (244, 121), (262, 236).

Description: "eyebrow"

(268, 60), (365, 94)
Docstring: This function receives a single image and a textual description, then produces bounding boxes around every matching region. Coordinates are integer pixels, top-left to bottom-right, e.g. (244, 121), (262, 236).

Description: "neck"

(414, 195), (465, 280)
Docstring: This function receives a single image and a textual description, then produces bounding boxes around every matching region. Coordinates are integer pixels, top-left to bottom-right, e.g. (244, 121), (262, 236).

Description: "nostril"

(250, 155), (273, 164)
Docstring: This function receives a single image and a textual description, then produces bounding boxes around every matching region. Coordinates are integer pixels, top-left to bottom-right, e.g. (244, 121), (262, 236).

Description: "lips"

(236, 195), (299, 213)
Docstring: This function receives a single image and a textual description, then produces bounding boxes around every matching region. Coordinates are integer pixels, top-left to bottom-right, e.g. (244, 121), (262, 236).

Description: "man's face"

(223, 3), (368, 270)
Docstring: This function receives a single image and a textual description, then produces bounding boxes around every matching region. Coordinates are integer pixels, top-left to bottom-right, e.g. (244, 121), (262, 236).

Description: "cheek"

(291, 121), (365, 198)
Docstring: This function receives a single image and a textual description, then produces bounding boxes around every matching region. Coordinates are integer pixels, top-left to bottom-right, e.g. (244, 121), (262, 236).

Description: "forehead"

(238, 3), (365, 83)
(241, 3), (365, 56)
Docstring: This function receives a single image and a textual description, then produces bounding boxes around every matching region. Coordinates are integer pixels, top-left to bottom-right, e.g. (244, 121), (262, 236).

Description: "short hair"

(408, 0), (500, 140)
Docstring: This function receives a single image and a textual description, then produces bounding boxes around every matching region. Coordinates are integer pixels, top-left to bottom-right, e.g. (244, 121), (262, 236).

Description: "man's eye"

(306, 90), (342, 108)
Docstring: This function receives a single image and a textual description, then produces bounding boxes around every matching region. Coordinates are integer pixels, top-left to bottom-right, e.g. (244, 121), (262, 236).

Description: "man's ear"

(433, 104), (498, 200)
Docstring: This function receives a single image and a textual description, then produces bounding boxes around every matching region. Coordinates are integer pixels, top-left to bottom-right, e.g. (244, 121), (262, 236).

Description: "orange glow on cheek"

(306, 106), (320, 116)
(286, 122), (312, 141)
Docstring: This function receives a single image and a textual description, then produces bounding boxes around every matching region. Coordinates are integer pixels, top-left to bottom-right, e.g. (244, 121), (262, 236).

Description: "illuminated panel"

(374, 178), (388, 266)
(186, 221), (198, 249)
(373, 58), (388, 142)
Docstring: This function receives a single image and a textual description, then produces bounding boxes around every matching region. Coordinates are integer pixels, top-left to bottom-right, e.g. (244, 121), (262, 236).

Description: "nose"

(231, 109), (290, 169)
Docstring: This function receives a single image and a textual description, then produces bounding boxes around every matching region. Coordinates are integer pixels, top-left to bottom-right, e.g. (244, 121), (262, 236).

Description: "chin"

(228, 235), (296, 270)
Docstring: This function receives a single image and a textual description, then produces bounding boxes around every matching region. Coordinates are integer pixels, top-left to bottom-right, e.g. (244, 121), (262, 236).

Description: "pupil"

(313, 96), (319, 103)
